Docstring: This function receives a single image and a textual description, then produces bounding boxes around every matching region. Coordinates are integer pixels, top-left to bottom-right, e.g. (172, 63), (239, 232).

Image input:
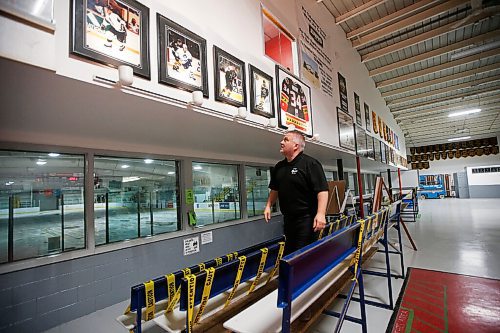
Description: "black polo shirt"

(269, 152), (328, 217)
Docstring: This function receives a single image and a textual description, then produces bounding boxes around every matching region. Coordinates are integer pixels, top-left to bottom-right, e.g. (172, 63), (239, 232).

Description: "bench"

(116, 235), (284, 333)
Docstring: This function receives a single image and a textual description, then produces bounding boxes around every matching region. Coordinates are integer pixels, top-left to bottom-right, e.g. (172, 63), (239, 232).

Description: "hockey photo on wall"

(214, 46), (246, 107)
(71, 0), (150, 78)
(276, 66), (313, 136)
(249, 65), (274, 118)
(157, 14), (208, 96)
(337, 108), (355, 151)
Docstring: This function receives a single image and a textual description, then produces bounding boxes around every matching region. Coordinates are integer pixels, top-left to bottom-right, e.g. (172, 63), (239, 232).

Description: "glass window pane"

(0, 150), (85, 263)
(245, 166), (271, 218)
(193, 162), (240, 226)
(94, 157), (179, 245)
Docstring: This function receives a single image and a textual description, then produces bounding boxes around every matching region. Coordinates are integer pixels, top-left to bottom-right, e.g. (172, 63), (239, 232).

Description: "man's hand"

(313, 213), (326, 232)
(264, 206), (271, 222)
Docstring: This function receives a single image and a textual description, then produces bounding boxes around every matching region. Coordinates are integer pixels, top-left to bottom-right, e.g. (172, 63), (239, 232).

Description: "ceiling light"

(36, 160), (47, 165)
(167, 171), (175, 175)
(193, 165), (202, 170)
(144, 159), (154, 164)
(122, 176), (140, 182)
(48, 153), (60, 157)
(448, 136), (471, 142)
(121, 164), (130, 169)
(448, 109), (481, 117)
(5, 181), (14, 186)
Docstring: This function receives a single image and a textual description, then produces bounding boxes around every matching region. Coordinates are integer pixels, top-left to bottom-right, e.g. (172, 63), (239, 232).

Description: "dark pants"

(283, 214), (318, 255)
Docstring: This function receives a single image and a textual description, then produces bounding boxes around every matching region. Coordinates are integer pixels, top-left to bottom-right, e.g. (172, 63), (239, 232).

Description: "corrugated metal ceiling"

(319, 0), (500, 147)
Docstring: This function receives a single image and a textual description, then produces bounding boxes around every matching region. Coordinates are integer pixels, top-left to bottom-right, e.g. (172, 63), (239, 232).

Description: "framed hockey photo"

(276, 66), (313, 136)
(157, 14), (208, 96)
(337, 107), (355, 151)
(249, 65), (274, 118)
(214, 46), (246, 107)
(71, 0), (150, 79)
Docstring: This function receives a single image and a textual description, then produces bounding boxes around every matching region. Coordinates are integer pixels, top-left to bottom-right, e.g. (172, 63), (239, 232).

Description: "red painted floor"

(388, 268), (500, 333)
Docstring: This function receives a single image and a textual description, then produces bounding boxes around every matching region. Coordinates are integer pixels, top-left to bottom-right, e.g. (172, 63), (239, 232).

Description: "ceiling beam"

(376, 47), (500, 88)
(369, 31), (500, 77)
(391, 87), (500, 113)
(387, 76), (500, 106)
(352, 0), (466, 49)
(392, 90), (500, 120)
(335, 0), (389, 25)
(347, 0), (438, 39)
(381, 62), (500, 98)
(361, 11), (493, 63)
(400, 113), (500, 131)
(406, 124), (500, 139)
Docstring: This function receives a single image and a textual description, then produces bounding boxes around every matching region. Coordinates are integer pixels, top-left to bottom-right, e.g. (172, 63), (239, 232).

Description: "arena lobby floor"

(43, 198), (500, 333)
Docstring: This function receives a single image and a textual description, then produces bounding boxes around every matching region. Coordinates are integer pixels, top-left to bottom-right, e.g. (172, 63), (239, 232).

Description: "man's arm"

(313, 190), (328, 231)
(264, 190), (278, 222)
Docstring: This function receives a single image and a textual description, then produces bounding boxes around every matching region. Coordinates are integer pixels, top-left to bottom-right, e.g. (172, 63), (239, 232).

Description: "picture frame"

(364, 103), (371, 132)
(366, 136), (375, 160)
(71, 0), (150, 79)
(355, 125), (367, 158)
(337, 108), (355, 151)
(374, 138), (381, 161)
(248, 65), (274, 118)
(380, 141), (387, 164)
(354, 92), (362, 126)
(276, 66), (313, 136)
(214, 46), (246, 107)
(157, 14), (208, 97)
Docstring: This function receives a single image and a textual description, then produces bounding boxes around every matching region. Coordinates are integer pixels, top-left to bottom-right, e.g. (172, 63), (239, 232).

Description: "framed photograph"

(276, 66), (313, 136)
(337, 108), (355, 151)
(364, 103), (371, 132)
(214, 46), (246, 107)
(374, 138), (381, 161)
(71, 0), (150, 78)
(354, 92), (362, 126)
(380, 141), (387, 164)
(249, 65), (274, 118)
(366, 136), (375, 160)
(157, 14), (208, 96)
(355, 125), (367, 157)
(338, 73), (348, 113)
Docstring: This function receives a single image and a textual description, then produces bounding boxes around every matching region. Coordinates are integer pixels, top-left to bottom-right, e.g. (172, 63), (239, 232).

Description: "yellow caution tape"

(248, 248), (268, 294)
(224, 256), (247, 308)
(165, 273), (181, 313)
(198, 263), (205, 272)
(351, 219), (365, 282)
(143, 280), (155, 321)
(123, 303), (130, 314)
(226, 253), (234, 261)
(318, 228), (324, 240)
(266, 241), (285, 283)
(215, 257), (223, 266)
(186, 274), (196, 333)
(365, 217), (372, 239)
(328, 221), (335, 235)
(194, 268), (215, 323)
(182, 268), (191, 277)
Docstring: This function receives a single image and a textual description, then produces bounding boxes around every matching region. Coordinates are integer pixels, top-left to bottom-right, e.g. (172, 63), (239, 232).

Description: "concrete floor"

(44, 198), (500, 333)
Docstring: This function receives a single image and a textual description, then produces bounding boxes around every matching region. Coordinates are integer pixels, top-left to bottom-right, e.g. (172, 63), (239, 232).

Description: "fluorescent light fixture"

(448, 136), (471, 142)
(5, 181), (14, 186)
(48, 153), (60, 157)
(144, 159), (154, 164)
(448, 109), (481, 117)
(121, 164), (130, 169)
(193, 165), (202, 170)
(122, 176), (140, 182)
(167, 171), (175, 175)
(36, 159), (47, 165)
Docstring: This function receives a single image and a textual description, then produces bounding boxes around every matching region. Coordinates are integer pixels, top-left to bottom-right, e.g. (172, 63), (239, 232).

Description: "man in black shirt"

(264, 130), (328, 254)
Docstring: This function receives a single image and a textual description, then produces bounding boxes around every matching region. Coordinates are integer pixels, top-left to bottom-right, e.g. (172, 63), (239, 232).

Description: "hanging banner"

(296, 1), (334, 97)
(354, 92), (362, 126)
(338, 73), (348, 113)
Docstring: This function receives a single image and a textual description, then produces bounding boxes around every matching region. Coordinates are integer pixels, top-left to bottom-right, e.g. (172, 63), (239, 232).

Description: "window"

(193, 162), (240, 226)
(94, 156), (179, 245)
(0, 150), (85, 263)
(262, 6), (295, 71)
(245, 166), (271, 218)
